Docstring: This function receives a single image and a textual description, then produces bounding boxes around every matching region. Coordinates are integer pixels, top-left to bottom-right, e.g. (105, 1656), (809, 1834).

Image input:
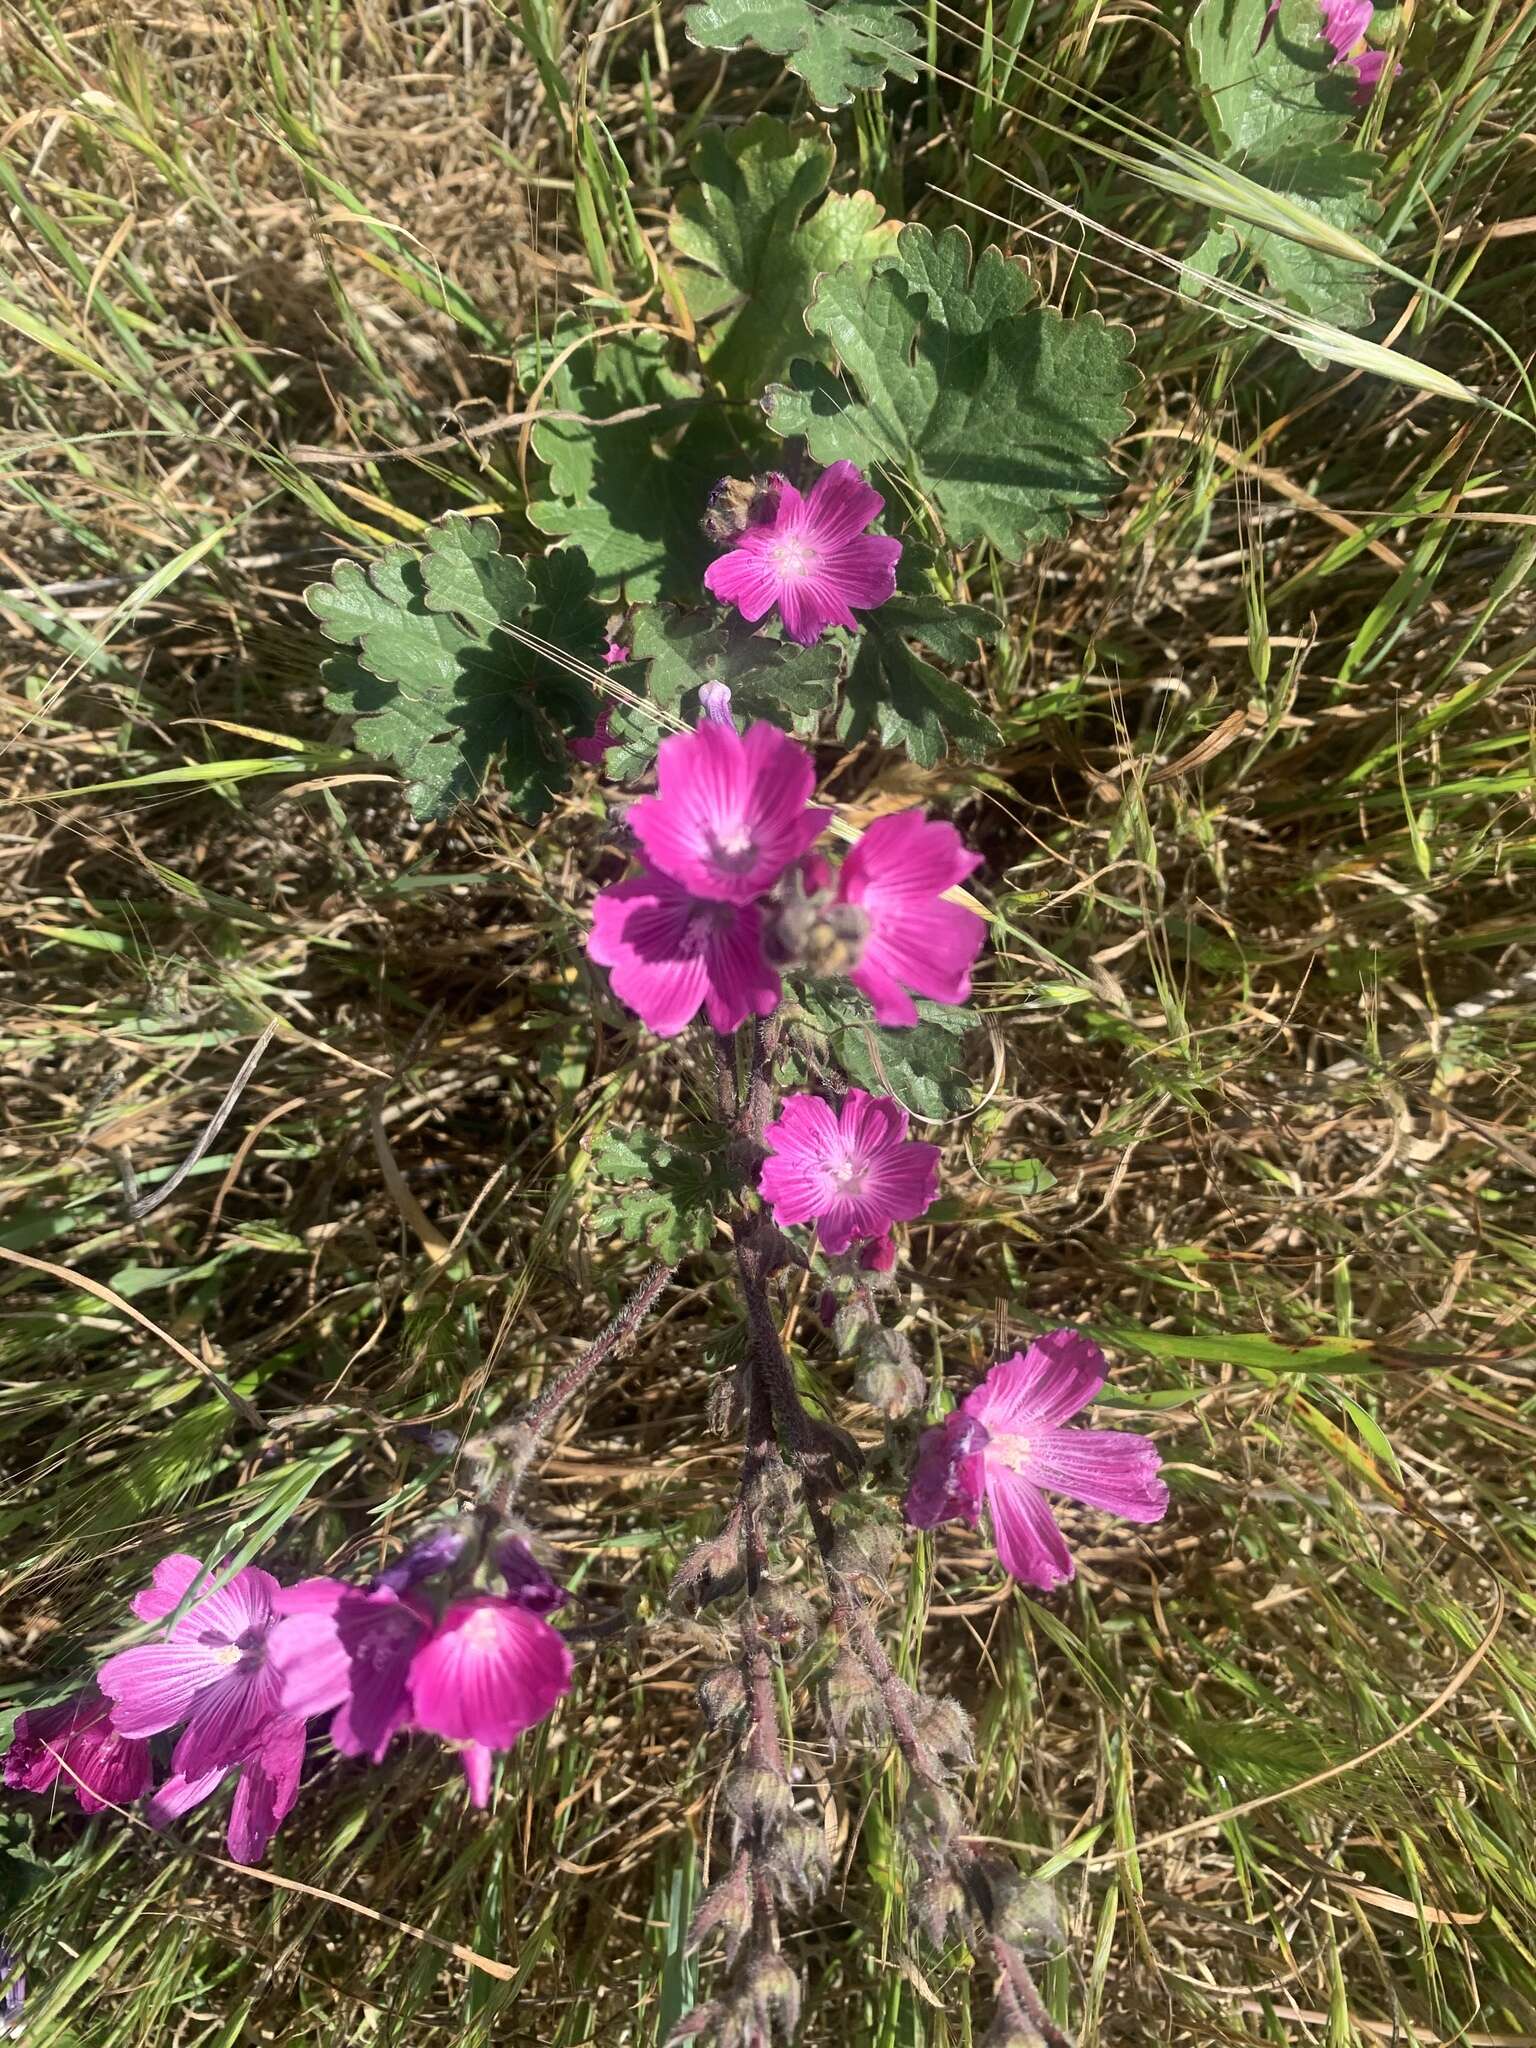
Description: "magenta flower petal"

(226, 1716), (306, 1865)
(172, 1662), (283, 1780)
(1022, 1429), (1169, 1523)
(461, 1741), (494, 1808)
(409, 1598), (572, 1752)
(131, 1552), (207, 1622)
(97, 1641), (238, 1739)
(1318, 0), (1372, 58)
(905, 1411), (988, 1529)
(269, 1580), (353, 1721)
(3, 1688), (152, 1813)
(629, 721), (826, 906)
(147, 1765), (227, 1828)
(589, 864), (779, 1037)
(836, 810), (984, 1028)
(759, 1089), (939, 1255)
(1347, 46), (1397, 98)
(985, 1468), (1076, 1590)
(271, 1580), (430, 1762)
(568, 710), (614, 767)
(704, 460), (901, 645)
(964, 1331), (1107, 1434)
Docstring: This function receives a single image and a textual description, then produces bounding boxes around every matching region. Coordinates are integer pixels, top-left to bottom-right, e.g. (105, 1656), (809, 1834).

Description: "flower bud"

(495, 1533), (569, 1614)
(914, 1692), (974, 1769)
(914, 1871), (969, 1948)
(702, 473), (773, 544)
(755, 1583), (816, 1651)
(724, 1765), (792, 1839)
(827, 1517), (901, 1592)
(855, 1330), (926, 1421)
(670, 1525), (745, 1610)
(686, 1854), (752, 1961)
(903, 1783), (965, 1865)
(980, 1866), (1066, 1959)
(697, 1665), (747, 1729)
(746, 1950), (802, 2039)
(767, 1813), (831, 1905)
(821, 1644), (886, 1747)
(833, 1296), (873, 1354)
(372, 1522), (468, 1595)
(817, 1288), (837, 1328)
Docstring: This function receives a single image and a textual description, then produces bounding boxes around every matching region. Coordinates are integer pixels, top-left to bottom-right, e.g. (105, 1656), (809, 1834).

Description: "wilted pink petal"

(629, 721), (826, 906)
(1346, 46), (1398, 99)
(703, 461), (901, 646)
(758, 1090), (939, 1256)
(859, 1232), (897, 1273)
(569, 710), (614, 767)
(409, 1597), (572, 1752)
(226, 1716), (306, 1864)
(834, 811), (984, 1028)
(270, 1578), (431, 1763)
(905, 1332), (1169, 1590)
(495, 1536), (570, 1616)
(3, 1686), (152, 1814)
(904, 1411), (988, 1530)
(588, 863), (780, 1037)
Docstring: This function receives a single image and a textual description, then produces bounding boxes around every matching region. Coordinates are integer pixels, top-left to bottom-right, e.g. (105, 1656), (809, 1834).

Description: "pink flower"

(1261, 0), (1400, 104)
(3, 1685), (152, 1814)
(905, 1331), (1169, 1590)
(859, 1232), (897, 1273)
(569, 709), (614, 767)
(758, 1090), (940, 1256)
(833, 810), (985, 1028)
(269, 1579), (432, 1763)
(588, 862), (781, 1036)
(603, 637), (629, 666)
(148, 1714), (307, 1865)
(703, 461), (902, 646)
(629, 721), (826, 906)
(408, 1597), (572, 1802)
(97, 1554), (284, 1779)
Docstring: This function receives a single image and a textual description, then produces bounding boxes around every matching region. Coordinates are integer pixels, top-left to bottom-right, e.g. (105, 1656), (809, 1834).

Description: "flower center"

(769, 536), (818, 580)
(707, 824), (760, 874)
(678, 902), (731, 958)
(461, 1609), (502, 1650)
(986, 1431), (1032, 1473)
(829, 1154), (869, 1196)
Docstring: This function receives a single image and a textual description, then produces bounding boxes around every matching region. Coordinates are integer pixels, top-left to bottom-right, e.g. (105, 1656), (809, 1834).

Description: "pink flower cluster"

(4, 1539), (571, 1864)
(905, 1331), (1168, 1590)
(587, 719), (986, 1038)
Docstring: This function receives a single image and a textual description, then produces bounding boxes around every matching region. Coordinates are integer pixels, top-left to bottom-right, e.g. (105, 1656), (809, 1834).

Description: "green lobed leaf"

(605, 605), (843, 775)
(767, 225), (1136, 559)
(790, 982), (978, 1119)
(1181, 144), (1381, 330)
(669, 116), (897, 398)
(527, 329), (747, 600)
(308, 517), (603, 821)
(1188, 0), (1356, 159)
(589, 1128), (732, 1263)
(843, 593), (1002, 766)
(683, 0), (920, 110)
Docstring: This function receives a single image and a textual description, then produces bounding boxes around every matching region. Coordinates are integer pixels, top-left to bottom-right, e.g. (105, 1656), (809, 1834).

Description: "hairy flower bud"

(706, 1365), (745, 1438)
(832, 1296), (874, 1354)
(746, 1950), (802, 2040)
(981, 2002), (1051, 2048)
(697, 1665), (747, 1729)
(767, 1813), (832, 1906)
(903, 1783), (966, 1866)
(978, 1865), (1066, 1959)
(855, 1327), (926, 1421)
(914, 1871), (969, 1948)
(671, 1525), (746, 1610)
(821, 1644), (887, 1748)
(755, 1583), (817, 1651)
(827, 1516), (901, 1593)
(686, 1854), (752, 1962)
(914, 1692), (974, 1769)
(702, 473), (774, 545)
(724, 1765), (792, 1840)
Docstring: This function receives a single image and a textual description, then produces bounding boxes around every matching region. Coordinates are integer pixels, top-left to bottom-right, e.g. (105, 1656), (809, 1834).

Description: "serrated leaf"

(683, 0), (920, 110)
(767, 225), (1136, 559)
(607, 606), (842, 775)
(670, 116), (896, 398)
(791, 983), (977, 1119)
(1188, 0), (1356, 159)
(843, 594), (1001, 766)
(1182, 144), (1380, 330)
(308, 518), (603, 820)
(527, 330), (746, 600)
(590, 1128), (731, 1263)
